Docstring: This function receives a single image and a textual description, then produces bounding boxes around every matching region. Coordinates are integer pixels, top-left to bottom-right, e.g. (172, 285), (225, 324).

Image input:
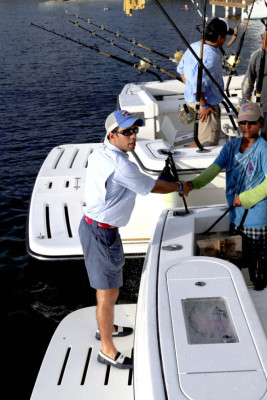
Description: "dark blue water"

(0, 0), (263, 397)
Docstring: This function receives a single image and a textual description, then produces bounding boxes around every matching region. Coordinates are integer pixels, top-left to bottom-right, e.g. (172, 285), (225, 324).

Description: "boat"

(26, 75), (244, 260)
(30, 204), (267, 399)
(244, 0), (267, 19)
(134, 204), (267, 399)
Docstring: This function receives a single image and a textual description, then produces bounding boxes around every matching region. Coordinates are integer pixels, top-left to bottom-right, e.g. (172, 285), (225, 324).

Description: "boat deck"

(30, 304), (136, 400)
(30, 290), (267, 400)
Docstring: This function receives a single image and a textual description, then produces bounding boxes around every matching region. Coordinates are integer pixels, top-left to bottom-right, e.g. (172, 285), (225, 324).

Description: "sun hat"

(237, 102), (264, 122)
(206, 17), (234, 36)
(105, 110), (144, 133)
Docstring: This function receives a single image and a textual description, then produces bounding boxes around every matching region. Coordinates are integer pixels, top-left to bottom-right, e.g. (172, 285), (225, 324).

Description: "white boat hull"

(134, 205), (267, 399)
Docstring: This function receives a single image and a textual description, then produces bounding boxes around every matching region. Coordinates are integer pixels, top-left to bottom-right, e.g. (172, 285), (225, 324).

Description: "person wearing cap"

(242, 27), (267, 139)
(177, 17), (234, 147)
(183, 102), (267, 289)
(78, 110), (190, 370)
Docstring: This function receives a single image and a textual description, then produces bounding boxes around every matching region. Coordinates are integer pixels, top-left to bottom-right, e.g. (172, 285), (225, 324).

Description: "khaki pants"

(189, 103), (221, 146)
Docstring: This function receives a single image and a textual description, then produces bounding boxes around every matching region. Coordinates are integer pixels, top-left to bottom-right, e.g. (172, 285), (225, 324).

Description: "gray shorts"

(79, 217), (124, 290)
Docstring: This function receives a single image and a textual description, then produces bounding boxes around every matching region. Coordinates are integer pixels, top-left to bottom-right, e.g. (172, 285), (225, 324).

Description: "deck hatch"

(182, 297), (239, 345)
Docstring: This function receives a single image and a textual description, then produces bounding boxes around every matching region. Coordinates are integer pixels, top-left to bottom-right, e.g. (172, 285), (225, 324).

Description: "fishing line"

(67, 18), (181, 81)
(153, 0), (238, 117)
(65, 10), (175, 62)
(225, 0), (256, 97)
(31, 23), (162, 81)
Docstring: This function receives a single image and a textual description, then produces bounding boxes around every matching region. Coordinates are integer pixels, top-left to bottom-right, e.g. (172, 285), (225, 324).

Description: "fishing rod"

(255, 18), (267, 106)
(193, 0), (207, 152)
(65, 10), (175, 62)
(67, 18), (181, 81)
(153, 0), (238, 117)
(225, 0), (256, 97)
(31, 23), (162, 81)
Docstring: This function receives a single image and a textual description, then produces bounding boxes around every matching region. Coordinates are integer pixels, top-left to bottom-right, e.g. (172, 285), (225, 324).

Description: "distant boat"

(103, 7), (110, 11)
(244, 0), (267, 19)
(182, 4), (190, 11)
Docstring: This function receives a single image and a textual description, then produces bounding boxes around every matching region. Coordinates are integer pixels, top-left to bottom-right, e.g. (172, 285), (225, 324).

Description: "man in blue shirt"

(177, 17), (233, 147)
(79, 110), (189, 369)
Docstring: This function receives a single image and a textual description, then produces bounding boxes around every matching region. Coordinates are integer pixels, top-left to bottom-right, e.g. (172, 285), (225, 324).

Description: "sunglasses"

(118, 126), (139, 136)
(238, 120), (259, 126)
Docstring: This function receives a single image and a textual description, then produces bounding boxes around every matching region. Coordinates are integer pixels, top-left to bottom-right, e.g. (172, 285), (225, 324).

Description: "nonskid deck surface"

(30, 292), (267, 400)
(30, 304), (136, 400)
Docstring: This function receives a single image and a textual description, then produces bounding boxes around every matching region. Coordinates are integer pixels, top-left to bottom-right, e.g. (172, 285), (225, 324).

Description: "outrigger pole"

(225, 0), (256, 97)
(67, 18), (182, 81)
(255, 18), (267, 106)
(193, 0), (207, 152)
(31, 23), (163, 81)
(153, 0), (238, 117)
(65, 11), (175, 62)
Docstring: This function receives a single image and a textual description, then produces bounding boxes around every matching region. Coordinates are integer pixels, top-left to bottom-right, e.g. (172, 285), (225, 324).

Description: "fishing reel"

(173, 50), (184, 63)
(139, 57), (151, 71)
(179, 104), (196, 124)
(226, 54), (241, 68)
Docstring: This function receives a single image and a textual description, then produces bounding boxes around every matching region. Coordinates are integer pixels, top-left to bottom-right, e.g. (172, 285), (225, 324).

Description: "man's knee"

(97, 288), (119, 306)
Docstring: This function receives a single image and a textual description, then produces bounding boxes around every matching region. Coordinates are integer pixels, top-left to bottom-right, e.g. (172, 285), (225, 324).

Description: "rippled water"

(1, 0), (264, 397)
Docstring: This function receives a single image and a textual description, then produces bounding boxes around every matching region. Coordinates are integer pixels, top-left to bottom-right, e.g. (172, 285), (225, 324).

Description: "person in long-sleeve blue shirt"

(178, 18), (233, 147)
